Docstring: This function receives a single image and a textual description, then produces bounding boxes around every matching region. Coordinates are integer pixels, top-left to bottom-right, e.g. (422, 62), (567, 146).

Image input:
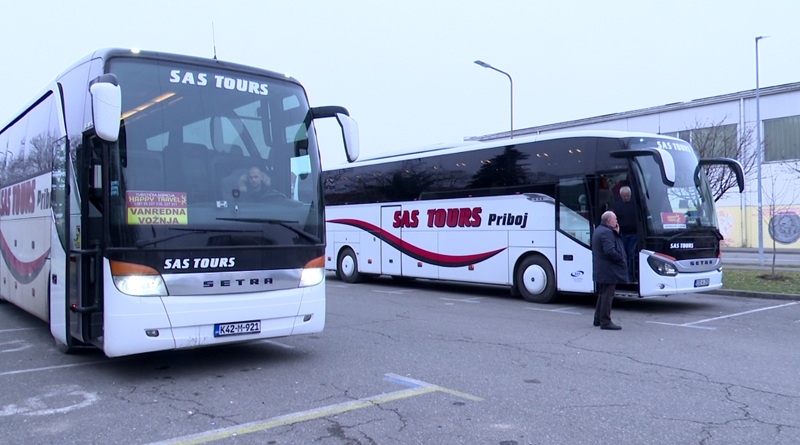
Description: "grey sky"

(1, 0), (798, 166)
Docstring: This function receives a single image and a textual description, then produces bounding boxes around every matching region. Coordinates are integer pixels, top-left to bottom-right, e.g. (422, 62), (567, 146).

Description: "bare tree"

(684, 118), (756, 202)
(761, 162), (800, 278)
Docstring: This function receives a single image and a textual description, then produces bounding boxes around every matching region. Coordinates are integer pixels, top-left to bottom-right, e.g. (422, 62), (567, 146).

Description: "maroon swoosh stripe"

(328, 219), (505, 267)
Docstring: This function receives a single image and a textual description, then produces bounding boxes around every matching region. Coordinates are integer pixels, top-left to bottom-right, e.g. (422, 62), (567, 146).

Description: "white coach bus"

(0, 48), (358, 357)
(323, 131), (742, 303)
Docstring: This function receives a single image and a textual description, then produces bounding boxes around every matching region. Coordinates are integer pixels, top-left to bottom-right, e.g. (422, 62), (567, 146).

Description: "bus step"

(615, 290), (641, 299)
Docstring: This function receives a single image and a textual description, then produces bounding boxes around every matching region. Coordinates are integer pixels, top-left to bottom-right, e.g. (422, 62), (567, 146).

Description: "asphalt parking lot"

(2, 275), (799, 444)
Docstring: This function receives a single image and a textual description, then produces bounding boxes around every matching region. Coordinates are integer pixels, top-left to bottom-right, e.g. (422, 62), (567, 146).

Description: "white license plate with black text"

(214, 320), (261, 337)
(694, 278), (710, 287)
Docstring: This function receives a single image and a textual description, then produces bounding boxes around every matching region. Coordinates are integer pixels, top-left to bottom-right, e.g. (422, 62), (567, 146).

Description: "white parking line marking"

(440, 297), (482, 304)
(259, 339), (295, 349)
(0, 327), (41, 334)
(648, 301), (799, 330)
(526, 306), (582, 315)
(0, 361), (110, 377)
(144, 373), (481, 445)
(373, 289), (414, 295)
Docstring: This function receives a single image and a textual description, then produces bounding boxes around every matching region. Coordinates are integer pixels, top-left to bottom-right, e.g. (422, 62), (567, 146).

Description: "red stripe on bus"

(328, 218), (505, 267)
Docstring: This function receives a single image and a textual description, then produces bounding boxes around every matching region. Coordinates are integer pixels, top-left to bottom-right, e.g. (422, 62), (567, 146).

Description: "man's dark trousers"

(594, 283), (616, 326)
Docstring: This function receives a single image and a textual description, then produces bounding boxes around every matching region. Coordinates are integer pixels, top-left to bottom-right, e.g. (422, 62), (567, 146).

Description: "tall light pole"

(474, 60), (514, 138)
(755, 35), (769, 266)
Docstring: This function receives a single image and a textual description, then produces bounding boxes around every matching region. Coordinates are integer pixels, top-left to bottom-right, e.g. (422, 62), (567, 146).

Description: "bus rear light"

(300, 256), (325, 287)
(417, 262), (423, 267)
(110, 260), (167, 296)
(468, 265), (475, 271)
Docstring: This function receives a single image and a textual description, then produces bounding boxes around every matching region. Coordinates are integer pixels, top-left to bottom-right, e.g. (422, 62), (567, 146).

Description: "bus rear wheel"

(337, 247), (362, 283)
(515, 255), (557, 303)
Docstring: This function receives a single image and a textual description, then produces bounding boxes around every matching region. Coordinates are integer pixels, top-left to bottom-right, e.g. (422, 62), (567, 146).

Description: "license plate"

(214, 320), (261, 337)
(694, 278), (710, 287)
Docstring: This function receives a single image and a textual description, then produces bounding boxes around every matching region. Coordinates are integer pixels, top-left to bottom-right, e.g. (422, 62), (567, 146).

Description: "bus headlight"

(110, 260), (167, 296)
(300, 256), (325, 287)
(647, 255), (678, 276)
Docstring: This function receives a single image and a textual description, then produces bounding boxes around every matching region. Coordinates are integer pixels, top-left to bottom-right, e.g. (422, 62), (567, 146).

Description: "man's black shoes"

(593, 320), (600, 327)
(600, 323), (622, 330)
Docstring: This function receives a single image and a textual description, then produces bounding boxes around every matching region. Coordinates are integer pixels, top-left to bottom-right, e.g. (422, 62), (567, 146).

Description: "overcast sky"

(1, 0), (798, 166)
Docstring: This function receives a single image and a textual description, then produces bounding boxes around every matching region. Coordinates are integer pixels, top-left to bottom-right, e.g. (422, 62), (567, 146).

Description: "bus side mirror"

(336, 113), (360, 163)
(90, 74), (121, 142)
(611, 148), (675, 187)
(311, 106), (360, 163)
(699, 158), (745, 193)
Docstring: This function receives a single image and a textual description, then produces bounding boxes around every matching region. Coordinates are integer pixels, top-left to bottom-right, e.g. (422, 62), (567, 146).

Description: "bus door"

(66, 133), (107, 347)
(380, 206), (402, 276)
(555, 178), (594, 294)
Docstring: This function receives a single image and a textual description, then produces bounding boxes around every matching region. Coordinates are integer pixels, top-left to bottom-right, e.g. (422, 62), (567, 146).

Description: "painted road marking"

(258, 339), (295, 349)
(648, 301), (799, 330)
(440, 297), (482, 304)
(0, 327), (42, 334)
(526, 306), (582, 315)
(0, 360), (111, 377)
(0, 384), (99, 416)
(0, 340), (33, 353)
(143, 373), (482, 445)
(373, 289), (415, 295)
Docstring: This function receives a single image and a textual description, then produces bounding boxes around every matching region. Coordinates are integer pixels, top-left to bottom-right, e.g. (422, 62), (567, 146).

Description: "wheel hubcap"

(341, 256), (355, 276)
(522, 265), (547, 294)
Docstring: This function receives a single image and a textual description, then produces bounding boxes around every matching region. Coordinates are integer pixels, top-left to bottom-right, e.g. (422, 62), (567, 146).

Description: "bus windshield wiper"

(216, 217), (322, 244)
(135, 227), (258, 248)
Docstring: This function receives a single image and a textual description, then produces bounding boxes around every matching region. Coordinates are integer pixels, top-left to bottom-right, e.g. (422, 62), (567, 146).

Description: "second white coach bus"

(323, 131), (743, 303)
(0, 48), (358, 357)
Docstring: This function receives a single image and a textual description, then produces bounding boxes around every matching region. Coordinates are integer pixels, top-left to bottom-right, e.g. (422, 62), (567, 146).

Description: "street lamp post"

(474, 60), (514, 138)
(755, 35), (769, 266)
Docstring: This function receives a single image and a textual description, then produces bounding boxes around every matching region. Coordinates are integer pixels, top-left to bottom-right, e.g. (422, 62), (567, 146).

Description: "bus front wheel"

(337, 247), (362, 283)
(515, 255), (557, 304)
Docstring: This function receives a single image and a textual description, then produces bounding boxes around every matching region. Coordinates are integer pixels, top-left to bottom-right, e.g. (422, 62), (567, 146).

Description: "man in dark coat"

(615, 185), (638, 283)
(591, 210), (628, 330)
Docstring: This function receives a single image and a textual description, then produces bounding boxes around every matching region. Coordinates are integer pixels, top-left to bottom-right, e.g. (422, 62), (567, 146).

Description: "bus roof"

(323, 129), (686, 171)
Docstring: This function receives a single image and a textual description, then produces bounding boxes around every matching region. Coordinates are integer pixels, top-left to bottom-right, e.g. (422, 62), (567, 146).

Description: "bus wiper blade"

(136, 228), (258, 248)
(216, 217), (321, 244)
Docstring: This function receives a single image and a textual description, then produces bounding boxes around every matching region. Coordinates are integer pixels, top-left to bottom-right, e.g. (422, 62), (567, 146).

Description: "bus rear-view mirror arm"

(89, 74), (121, 142)
(310, 106), (360, 163)
(611, 148), (676, 187)
(698, 158), (745, 193)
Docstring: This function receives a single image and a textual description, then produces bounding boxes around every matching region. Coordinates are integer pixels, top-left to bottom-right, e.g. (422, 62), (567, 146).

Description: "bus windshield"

(104, 57), (323, 249)
(629, 138), (718, 234)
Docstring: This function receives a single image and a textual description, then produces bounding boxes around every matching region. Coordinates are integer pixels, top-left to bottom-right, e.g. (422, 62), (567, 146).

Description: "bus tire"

(337, 247), (362, 283)
(55, 339), (78, 354)
(515, 255), (558, 304)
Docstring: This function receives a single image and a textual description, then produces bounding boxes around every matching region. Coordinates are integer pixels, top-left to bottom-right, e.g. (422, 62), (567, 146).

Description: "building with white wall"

(469, 82), (800, 249)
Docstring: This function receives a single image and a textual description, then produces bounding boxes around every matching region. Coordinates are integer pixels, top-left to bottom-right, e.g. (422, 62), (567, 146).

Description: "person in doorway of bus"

(615, 186), (638, 282)
(238, 166), (272, 201)
(591, 210), (628, 330)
